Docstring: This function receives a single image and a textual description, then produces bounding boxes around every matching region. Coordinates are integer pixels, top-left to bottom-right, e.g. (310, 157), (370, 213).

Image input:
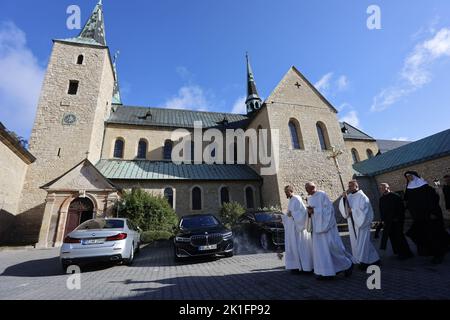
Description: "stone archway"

(64, 197), (94, 236)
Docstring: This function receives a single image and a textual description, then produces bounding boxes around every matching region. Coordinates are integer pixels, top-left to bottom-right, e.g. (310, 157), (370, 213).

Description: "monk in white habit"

(281, 185), (314, 273)
(305, 182), (354, 280)
(339, 180), (381, 270)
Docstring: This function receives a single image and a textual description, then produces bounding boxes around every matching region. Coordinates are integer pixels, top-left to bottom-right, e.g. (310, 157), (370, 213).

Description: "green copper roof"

(353, 129), (450, 176)
(107, 105), (250, 129)
(96, 160), (262, 181)
(59, 1), (106, 47)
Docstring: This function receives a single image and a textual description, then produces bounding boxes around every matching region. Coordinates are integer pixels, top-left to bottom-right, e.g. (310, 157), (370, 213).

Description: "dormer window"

(77, 55), (84, 65)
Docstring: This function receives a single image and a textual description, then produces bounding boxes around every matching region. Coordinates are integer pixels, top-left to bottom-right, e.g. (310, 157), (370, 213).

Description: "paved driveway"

(0, 236), (449, 300)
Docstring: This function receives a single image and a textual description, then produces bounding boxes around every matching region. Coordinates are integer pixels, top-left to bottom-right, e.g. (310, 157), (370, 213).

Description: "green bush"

(141, 230), (173, 244)
(117, 189), (178, 235)
(219, 201), (246, 228)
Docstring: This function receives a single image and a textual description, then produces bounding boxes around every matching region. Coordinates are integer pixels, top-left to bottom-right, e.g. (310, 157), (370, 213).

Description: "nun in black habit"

(404, 171), (449, 264)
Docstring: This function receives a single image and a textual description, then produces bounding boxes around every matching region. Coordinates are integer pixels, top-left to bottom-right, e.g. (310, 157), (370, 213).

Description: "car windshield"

(180, 215), (219, 229)
(76, 219), (124, 230)
(254, 212), (278, 222)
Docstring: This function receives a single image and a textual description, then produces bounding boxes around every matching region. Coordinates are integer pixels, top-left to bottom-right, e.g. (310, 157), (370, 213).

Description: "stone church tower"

(245, 63), (354, 211)
(18, 1), (116, 246)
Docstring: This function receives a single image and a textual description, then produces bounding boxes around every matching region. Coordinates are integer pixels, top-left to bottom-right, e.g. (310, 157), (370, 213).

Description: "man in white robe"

(281, 186), (314, 272)
(305, 182), (354, 280)
(339, 180), (380, 269)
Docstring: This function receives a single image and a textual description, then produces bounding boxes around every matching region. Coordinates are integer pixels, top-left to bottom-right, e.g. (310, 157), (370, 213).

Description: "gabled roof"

(0, 122), (35, 164)
(265, 66), (339, 114)
(41, 159), (118, 191)
(107, 105), (250, 129)
(377, 139), (412, 154)
(353, 129), (450, 176)
(340, 122), (376, 141)
(96, 160), (262, 181)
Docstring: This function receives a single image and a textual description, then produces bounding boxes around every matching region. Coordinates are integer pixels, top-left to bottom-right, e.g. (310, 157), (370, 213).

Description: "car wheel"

(260, 233), (270, 251)
(135, 242), (141, 254)
(124, 244), (134, 266)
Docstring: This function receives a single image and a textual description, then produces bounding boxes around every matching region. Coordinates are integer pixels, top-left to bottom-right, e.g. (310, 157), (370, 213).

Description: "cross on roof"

(295, 82), (301, 88)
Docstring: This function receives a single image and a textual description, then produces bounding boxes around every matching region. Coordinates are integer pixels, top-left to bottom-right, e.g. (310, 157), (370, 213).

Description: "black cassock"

(379, 192), (413, 258)
(404, 185), (449, 258)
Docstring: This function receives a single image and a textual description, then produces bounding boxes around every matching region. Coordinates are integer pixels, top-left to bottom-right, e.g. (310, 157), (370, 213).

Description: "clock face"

(63, 113), (77, 125)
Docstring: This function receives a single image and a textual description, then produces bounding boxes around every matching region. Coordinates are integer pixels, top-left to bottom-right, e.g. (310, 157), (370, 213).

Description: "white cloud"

(339, 110), (360, 128)
(231, 96), (247, 114)
(391, 137), (409, 141)
(372, 27), (450, 112)
(0, 22), (45, 138)
(314, 72), (333, 93)
(161, 85), (212, 111)
(315, 72), (349, 95)
(337, 75), (349, 91)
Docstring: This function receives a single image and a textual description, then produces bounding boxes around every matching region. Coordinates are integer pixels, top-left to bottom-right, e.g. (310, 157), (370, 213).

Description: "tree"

(117, 189), (178, 234)
(219, 201), (246, 228)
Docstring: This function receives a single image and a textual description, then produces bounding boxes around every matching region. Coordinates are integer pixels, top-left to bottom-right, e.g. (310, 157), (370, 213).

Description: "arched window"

(137, 139), (147, 159)
(366, 149), (374, 159)
(351, 148), (360, 164)
(316, 122), (330, 151)
(192, 187), (202, 210)
(220, 187), (230, 205)
(164, 140), (173, 160)
(288, 119), (303, 150)
(164, 187), (174, 209)
(113, 139), (124, 158)
(245, 187), (255, 209)
(77, 55), (84, 65)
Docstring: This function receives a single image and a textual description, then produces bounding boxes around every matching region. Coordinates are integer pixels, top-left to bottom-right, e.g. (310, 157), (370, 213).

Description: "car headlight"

(175, 236), (191, 243)
(223, 231), (233, 239)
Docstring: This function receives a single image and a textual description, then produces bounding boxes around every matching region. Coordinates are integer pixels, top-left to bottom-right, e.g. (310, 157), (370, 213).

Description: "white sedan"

(60, 218), (141, 271)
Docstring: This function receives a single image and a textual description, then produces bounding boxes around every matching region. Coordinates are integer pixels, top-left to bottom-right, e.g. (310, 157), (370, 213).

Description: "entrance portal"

(64, 198), (94, 236)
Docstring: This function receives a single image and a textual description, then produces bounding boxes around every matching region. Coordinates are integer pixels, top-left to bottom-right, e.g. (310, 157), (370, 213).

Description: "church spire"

(245, 53), (262, 114)
(77, 0), (107, 46)
(112, 51), (122, 105)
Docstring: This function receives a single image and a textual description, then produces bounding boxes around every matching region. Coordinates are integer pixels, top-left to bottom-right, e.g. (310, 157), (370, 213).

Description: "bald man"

(379, 183), (413, 260)
(339, 180), (380, 270)
(305, 182), (354, 280)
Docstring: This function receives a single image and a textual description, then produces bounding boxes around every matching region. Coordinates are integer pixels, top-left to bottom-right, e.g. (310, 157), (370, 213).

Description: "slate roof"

(107, 105), (250, 129)
(377, 139), (412, 154)
(96, 160), (262, 181)
(353, 129), (450, 176)
(340, 122), (376, 141)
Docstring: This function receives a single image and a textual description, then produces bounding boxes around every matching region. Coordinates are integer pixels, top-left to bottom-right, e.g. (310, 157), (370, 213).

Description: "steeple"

(62, 0), (107, 46)
(245, 53), (262, 114)
(112, 51), (122, 105)
(79, 0), (106, 46)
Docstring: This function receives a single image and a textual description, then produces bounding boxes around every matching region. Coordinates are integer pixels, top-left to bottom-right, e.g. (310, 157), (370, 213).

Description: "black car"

(173, 214), (234, 261)
(234, 212), (284, 251)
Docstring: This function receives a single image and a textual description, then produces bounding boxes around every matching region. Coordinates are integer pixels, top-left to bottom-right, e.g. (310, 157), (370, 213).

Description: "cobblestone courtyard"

(0, 236), (449, 300)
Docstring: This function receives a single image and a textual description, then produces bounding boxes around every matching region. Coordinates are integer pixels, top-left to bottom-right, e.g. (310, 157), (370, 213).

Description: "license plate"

(82, 239), (105, 245)
(199, 244), (217, 251)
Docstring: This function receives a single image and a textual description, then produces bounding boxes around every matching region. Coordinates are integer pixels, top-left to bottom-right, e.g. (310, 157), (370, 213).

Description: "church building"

(1, 2), (395, 248)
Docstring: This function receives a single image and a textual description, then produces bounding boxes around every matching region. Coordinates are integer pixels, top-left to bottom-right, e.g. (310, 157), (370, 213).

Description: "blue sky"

(1, 0), (450, 141)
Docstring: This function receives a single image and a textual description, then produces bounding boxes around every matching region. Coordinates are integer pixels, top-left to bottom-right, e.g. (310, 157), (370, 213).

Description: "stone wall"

(0, 140), (29, 243)
(17, 41), (114, 245)
(344, 139), (379, 162)
(261, 67), (354, 211)
(115, 180), (262, 217)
